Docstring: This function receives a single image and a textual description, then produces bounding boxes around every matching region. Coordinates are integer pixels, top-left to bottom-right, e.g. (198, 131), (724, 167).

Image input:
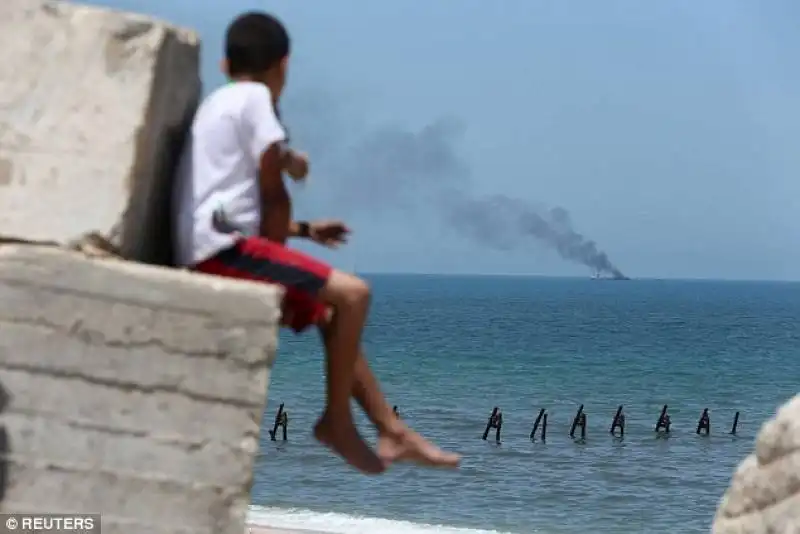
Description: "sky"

(90, 0), (800, 280)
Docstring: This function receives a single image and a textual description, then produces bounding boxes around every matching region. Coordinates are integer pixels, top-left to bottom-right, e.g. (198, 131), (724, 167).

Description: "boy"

(173, 11), (460, 474)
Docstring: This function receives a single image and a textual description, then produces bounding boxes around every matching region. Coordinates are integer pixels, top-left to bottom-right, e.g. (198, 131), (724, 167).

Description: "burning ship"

(591, 268), (630, 281)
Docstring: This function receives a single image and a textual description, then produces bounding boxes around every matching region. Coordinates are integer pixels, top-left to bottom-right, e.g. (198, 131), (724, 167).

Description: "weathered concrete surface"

(0, 0), (201, 265)
(0, 246), (283, 534)
(712, 394), (800, 534)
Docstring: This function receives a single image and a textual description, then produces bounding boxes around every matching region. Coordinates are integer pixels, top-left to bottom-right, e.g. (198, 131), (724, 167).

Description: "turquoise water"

(248, 275), (800, 533)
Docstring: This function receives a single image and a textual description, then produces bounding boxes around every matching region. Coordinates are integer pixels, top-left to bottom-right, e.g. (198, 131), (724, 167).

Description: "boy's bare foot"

(314, 413), (385, 474)
(377, 424), (461, 468)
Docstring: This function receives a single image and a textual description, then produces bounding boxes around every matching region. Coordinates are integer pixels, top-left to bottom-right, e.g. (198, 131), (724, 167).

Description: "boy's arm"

(259, 153), (313, 242)
(288, 221), (311, 238)
(282, 149), (309, 181)
(242, 86), (291, 243)
(258, 144), (292, 243)
(258, 150), (314, 242)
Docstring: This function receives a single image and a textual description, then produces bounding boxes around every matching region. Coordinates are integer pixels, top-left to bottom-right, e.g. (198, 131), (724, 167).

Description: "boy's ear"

(220, 58), (230, 77)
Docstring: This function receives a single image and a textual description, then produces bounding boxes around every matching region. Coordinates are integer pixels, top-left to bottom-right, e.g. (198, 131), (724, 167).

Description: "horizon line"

(349, 271), (800, 284)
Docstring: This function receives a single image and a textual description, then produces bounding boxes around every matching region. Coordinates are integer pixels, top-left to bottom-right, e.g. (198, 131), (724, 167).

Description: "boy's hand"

(309, 220), (350, 248)
(284, 149), (309, 181)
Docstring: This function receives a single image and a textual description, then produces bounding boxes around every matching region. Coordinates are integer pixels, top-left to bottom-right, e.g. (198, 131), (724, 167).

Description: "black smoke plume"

(285, 101), (626, 278)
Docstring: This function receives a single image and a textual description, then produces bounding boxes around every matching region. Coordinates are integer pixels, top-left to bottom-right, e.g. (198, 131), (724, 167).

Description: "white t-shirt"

(172, 81), (287, 266)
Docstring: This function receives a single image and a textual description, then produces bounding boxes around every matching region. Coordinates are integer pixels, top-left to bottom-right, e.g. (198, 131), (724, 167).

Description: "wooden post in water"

(655, 404), (671, 434)
(610, 405), (625, 438)
(696, 408), (710, 436)
(482, 407), (502, 442)
(530, 408), (546, 442)
(570, 404), (585, 439)
(541, 413), (548, 442)
(269, 403), (286, 441)
(730, 411), (740, 435)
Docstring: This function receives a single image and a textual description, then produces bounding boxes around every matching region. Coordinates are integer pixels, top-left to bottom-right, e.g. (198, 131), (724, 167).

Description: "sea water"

(248, 274), (800, 533)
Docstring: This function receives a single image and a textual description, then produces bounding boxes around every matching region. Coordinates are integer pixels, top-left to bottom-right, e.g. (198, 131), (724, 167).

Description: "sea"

(246, 274), (800, 533)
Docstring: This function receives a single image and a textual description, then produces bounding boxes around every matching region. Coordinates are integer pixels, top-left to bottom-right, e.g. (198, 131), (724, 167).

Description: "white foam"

(248, 506), (520, 534)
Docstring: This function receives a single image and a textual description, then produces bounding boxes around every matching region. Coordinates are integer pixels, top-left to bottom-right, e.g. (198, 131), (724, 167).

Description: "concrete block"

(712, 394), (800, 534)
(0, 245), (283, 534)
(0, 0), (201, 265)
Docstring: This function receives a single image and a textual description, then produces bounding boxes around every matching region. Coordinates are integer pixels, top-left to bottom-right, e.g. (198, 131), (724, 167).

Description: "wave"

(247, 506), (524, 534)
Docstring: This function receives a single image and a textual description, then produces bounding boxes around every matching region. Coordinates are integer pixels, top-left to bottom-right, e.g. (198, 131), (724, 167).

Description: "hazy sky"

(92, 0), (800, 280)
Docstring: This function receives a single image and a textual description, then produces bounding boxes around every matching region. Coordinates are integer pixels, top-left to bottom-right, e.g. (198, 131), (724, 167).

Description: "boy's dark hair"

(225, 12), (290, 77)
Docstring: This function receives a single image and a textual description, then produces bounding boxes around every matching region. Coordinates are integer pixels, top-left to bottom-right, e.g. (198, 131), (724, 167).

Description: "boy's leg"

(310, 270), (381, 467)
(195, 238), (383, 474)
(318, 323), (461, 468)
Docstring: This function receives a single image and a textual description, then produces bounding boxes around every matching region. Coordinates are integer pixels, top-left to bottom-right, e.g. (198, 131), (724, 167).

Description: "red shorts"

(194, 237), (332, 333)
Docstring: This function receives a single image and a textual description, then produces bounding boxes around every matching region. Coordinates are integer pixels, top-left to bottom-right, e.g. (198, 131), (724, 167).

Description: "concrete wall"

(0, 245), (282, 534)
(0, 3), (281, 530)
(0, 0), (201, 265)
(712, 394), (800, 534)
